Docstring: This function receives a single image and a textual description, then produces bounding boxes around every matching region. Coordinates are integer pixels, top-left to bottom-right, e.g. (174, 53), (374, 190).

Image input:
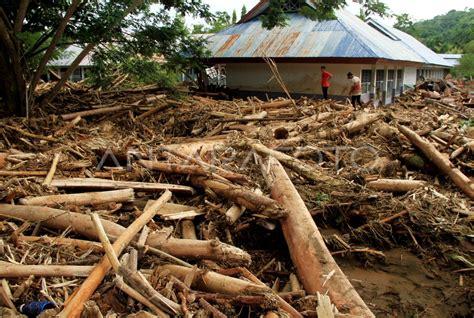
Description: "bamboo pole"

(42, 153), (61, 186)
(19, 188), (135, 206)
(263, 157), (374, 317)
(398, 125), (474, 199)
(58, 190), (172, 318)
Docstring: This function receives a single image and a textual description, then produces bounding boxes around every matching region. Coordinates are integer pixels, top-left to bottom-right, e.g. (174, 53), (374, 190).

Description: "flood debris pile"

(0, 81), (472, 317)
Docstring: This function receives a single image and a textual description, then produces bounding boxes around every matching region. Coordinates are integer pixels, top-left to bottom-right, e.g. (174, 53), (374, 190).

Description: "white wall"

(404, 67), (417, 87)
(226, 63), (362, 97)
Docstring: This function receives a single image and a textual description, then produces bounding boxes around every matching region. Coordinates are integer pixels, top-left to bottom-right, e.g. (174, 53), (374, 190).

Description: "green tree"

(394, 13), (414, 33)
(456, 41), (474, 78)
(191, 11), (232, 34)
(358, 0), (391, 21)
(397, 9), (474, 53)
(0, 0), (212, 115)
(232, 9), (237, 24)
(241, 5), (248, 19)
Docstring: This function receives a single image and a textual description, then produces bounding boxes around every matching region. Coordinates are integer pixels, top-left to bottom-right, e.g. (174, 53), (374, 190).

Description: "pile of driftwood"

(0, 80), (472, 317)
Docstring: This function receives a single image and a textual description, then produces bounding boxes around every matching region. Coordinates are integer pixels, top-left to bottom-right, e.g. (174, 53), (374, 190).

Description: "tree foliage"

(455, 40), (474, 78)
(395, 9), (474, 53)
(357, 0), (390, 21)
(0, 0), (212, 115)
(241, 5), (248, 19)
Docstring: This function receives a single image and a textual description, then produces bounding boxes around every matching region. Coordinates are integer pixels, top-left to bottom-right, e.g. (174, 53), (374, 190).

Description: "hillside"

(397, 9), (474, 53)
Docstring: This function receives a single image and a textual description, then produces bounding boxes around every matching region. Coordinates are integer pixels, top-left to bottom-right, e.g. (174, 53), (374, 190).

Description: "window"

(367, 20), (401, 41)
(376, 70), (385, 92)
(396, 69), (403, 91)
(71, 68), (82, 82)
(361, 70), (372, 94)
(387, 70), (395, 93)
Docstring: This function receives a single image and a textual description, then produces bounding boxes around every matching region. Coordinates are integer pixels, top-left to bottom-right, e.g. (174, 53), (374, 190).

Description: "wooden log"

(181, 220), (197, 240)
(191, 176), (287, 219)
(157, 265), (268, 295)
(0, 206), (250, 264)
(0, 261), (93, 278)
(0, 170), (48, 176)
(18, 235), (104, 252)
(58, 191), (172, 318)
(398, 125), (474, 200)
(2, 124), (58, 142)
(61, 105), (131, 120)
(135, 103), (172, 121)
(49, 178), (194, 194)
(0, 204), (126, 239)
(263, 157), (374, 317)
(138, 160), (249, 184)
(161, 146), (251, 184)
(241, 100), (293, 114)
(366, 179), (427, 192)
(225, 204), (246, 224)
(54, 116), (81, 137)
(198, 298), (227, 318)
(313, 113), (382, 139)
(146, 232), (251, 265)
(250, 142), (344, 187)
(19, 189), (135, 207)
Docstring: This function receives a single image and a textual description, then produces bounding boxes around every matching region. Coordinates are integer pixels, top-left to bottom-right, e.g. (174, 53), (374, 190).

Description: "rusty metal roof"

(207, 10), (451, 67)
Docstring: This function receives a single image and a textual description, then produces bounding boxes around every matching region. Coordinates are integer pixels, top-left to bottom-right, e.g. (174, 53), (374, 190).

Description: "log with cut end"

(157, 265), (269, 295)
(146, 231), (251, 265)
(19, 188), (135, 207)
(0, 205), (250, 264)
(250, 142), (344, 187)
(398, 125), (474, 200)
(191, 176), (287, 219)
(263, 157), (374, 317)
(49, 177), (195, 194)
(138, 160), (249, 184)
(313, 112), (382, 139)
(366, 179), (427, 192)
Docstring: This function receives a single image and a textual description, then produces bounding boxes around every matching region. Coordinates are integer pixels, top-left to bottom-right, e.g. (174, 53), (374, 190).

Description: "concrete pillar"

(392, 66), (398, 102)
(370, 65), (376, 100)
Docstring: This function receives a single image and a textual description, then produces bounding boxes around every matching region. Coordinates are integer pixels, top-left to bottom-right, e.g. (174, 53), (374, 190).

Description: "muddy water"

(336, 248), (472, 317)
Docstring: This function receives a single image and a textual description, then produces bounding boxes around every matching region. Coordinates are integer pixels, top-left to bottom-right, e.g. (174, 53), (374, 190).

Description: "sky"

(199, 0), (473, 25)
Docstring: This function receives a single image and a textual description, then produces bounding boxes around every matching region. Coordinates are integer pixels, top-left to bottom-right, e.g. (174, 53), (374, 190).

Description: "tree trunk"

(43, 0), (145, 103)
(13, 0), (30, 33)
(0, 14), (25, 115)
(263, 157), (374, 317)
(29, 0), (82, 94)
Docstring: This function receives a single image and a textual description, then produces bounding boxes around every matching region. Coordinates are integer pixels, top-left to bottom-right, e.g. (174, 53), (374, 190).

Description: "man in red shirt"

(321, 66), (332, 100)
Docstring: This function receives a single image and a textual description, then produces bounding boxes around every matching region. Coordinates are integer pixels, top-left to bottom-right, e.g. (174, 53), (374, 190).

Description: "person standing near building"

(347, 72), (362, 109)
(321, 66), (332, 100)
